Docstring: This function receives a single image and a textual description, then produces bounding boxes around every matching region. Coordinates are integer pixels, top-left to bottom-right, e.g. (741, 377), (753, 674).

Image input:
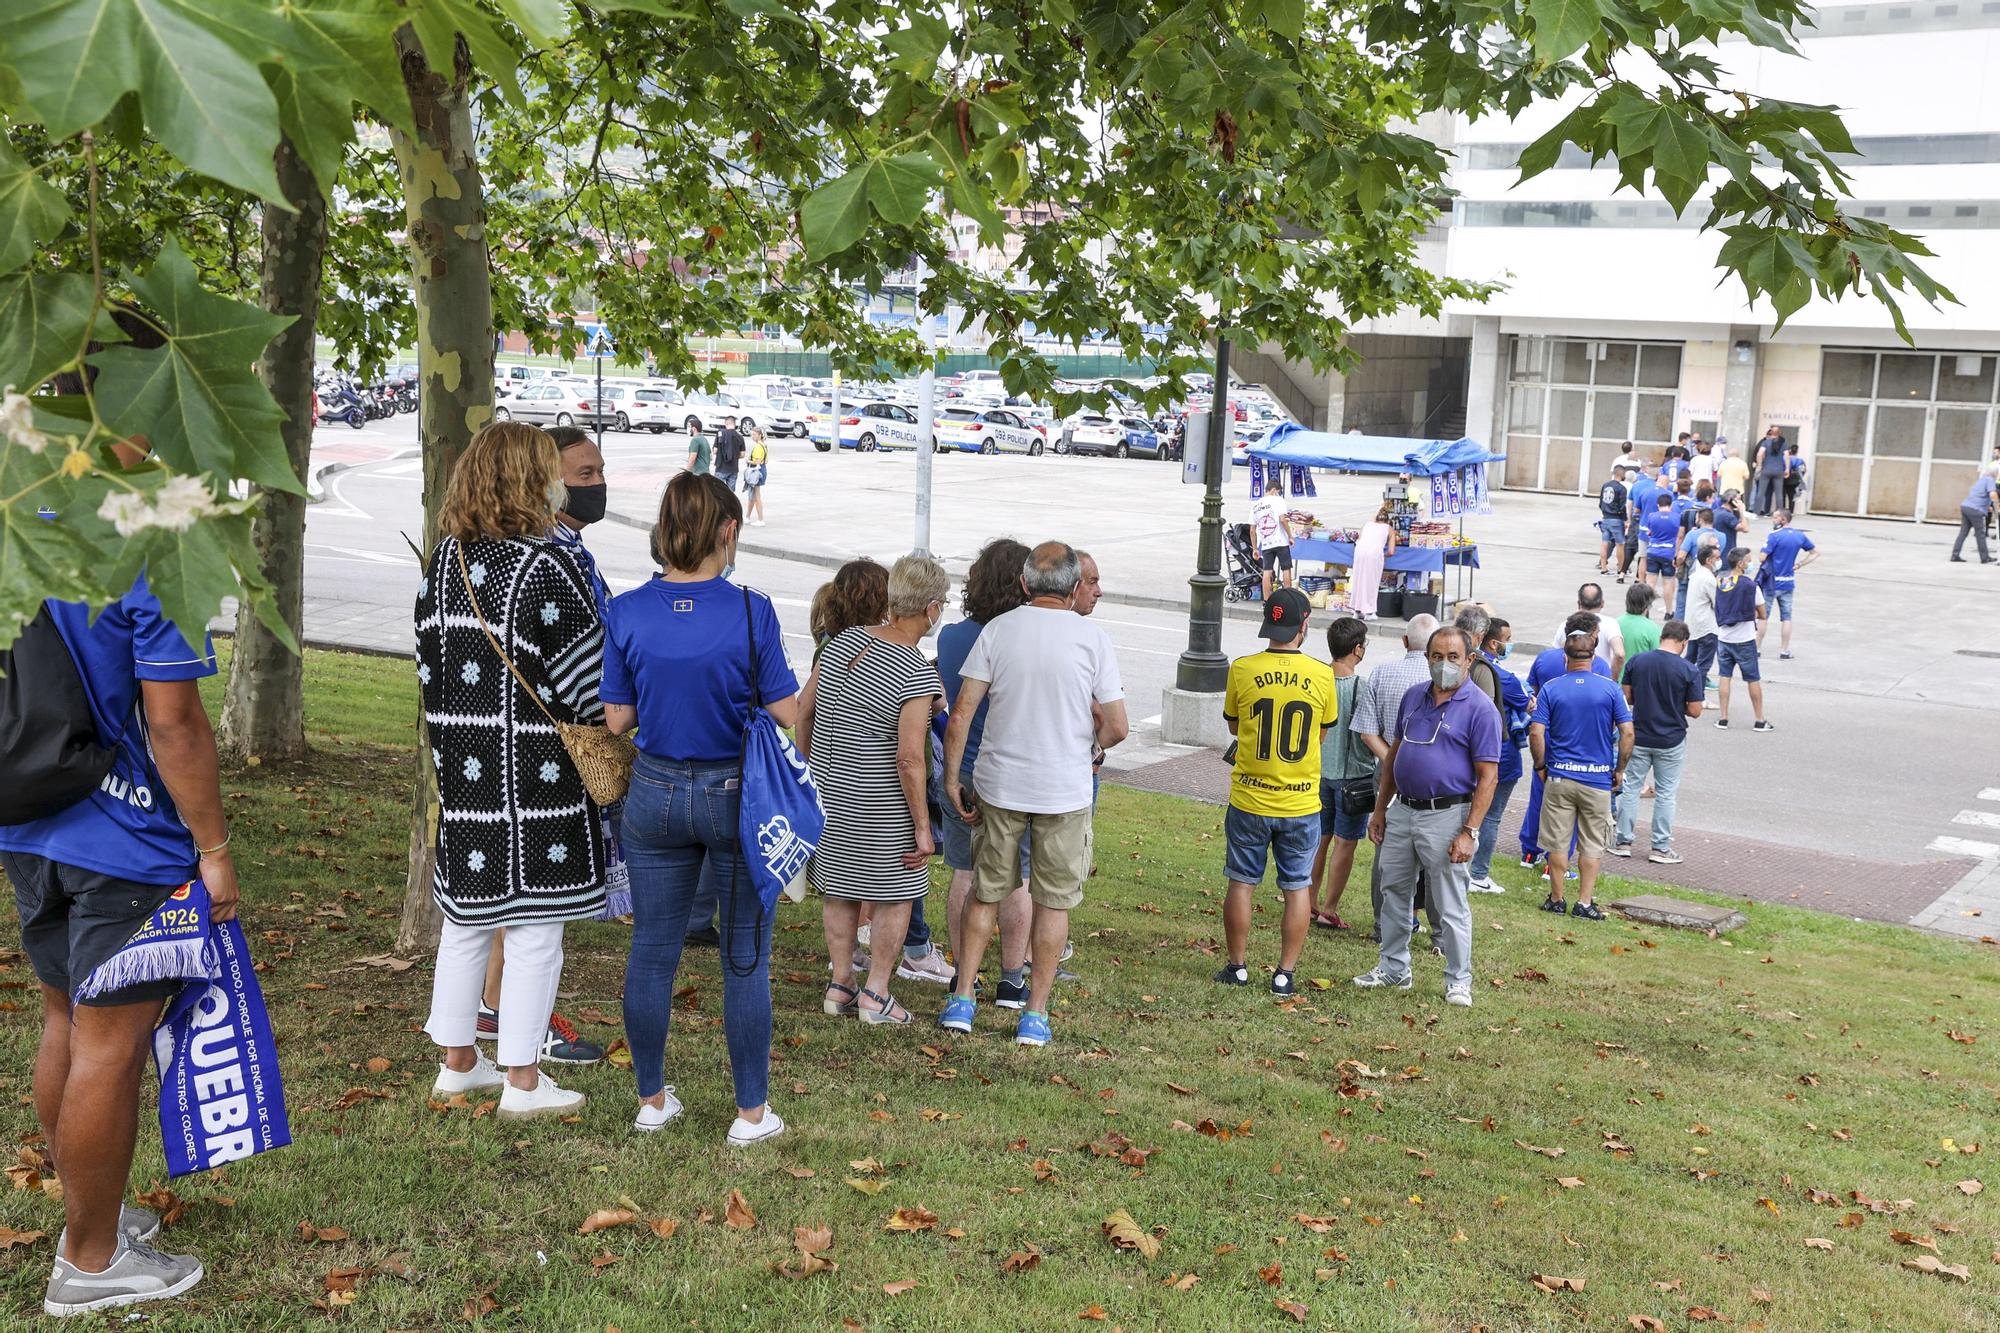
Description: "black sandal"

(858, 987), (910, 1026)
(821, 981), (859, 1016)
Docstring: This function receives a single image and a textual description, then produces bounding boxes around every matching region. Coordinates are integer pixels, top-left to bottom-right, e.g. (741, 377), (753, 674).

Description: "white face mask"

(924, 604), (943, 638)
(545, 479), (567, 511)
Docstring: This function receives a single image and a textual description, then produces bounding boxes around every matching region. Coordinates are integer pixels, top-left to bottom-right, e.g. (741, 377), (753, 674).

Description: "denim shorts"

(1646, 555), (1676, 575)
(1319, 785), (1369, 842)
(1716, 637), (1761, 682)
(1597, 518), (1624, 545)
(1770, 588), (1794, 621)
(1224, 805), (1319, 891)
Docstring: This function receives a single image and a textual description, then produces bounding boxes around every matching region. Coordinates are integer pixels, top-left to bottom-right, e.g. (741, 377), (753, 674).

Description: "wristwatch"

(1458, 824), (1478, 837)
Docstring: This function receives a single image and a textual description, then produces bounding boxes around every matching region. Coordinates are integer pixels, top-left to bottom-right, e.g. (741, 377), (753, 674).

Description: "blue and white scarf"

(74, 881), (292, 1178)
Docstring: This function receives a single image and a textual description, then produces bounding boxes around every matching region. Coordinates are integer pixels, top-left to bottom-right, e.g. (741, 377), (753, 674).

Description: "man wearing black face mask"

(470, 424), (614, 1068)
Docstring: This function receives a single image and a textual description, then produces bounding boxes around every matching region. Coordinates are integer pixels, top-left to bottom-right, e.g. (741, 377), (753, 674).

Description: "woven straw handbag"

(455, 542), (634, 805)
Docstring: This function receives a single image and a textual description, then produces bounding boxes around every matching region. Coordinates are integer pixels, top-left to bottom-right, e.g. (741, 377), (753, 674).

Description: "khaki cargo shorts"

(971, 803), (1092, 911)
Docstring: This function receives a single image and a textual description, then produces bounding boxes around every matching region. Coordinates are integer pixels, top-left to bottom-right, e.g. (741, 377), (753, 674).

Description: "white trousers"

(424, 920), (565, 1068)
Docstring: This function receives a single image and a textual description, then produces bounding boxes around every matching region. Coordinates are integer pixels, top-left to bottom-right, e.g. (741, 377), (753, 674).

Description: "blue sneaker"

(938, 995), (976, 1033)
(1014, 1010), (1052, 1047)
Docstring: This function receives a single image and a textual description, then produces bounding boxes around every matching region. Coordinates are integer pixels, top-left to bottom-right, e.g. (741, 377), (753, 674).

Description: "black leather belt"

(1400, 793), (1471, 811)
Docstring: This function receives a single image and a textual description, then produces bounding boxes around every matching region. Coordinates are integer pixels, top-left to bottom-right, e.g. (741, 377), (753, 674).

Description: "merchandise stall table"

(1290, 538), (1482, 616)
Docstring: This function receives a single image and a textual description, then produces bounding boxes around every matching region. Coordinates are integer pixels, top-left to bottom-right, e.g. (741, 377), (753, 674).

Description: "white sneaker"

(1467, 876), (1504, 894)
(433, 1053), (507, 1097)
(895, 948), (954, 984)
(727, 1108), (786, 1147)
(1445, 984), (1473, 1008)
(496, 1072), (585, 1121)
(634, 1087), (683, 1133)
(1351, 967), (1413, 990)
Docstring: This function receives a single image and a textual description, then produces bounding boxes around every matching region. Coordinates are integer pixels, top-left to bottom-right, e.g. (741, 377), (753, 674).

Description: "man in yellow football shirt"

(1218, 589), (1336, 996)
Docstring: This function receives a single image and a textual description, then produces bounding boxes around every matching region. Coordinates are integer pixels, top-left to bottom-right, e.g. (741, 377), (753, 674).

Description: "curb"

(308, 447), (422, 503)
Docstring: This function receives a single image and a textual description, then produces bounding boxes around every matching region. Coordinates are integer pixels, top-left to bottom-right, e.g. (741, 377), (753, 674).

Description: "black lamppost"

(1175, 334), (1231, 693)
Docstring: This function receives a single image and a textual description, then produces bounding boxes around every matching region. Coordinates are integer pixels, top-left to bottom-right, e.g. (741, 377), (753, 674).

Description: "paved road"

(274, 414), (2000, 934)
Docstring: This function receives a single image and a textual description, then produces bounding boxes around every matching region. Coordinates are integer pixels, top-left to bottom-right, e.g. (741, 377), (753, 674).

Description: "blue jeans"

(1470, 778), (1517, 880)
(1673, 573), (1690, 621)
(1614, 741), (1686, 851)
(1223, 806), (1320, 891)
(1687, 633), (1718, 685)
(621, 753), (773, 1111)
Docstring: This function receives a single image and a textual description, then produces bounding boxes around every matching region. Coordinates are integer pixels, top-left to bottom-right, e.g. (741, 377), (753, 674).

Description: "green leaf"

(882, 14), (951, 74)
(266, 65), (357, 194)
(1525, 0), (1603, 61)
(0, 138), (71, 276)
(90, 239), (301, 492)
(721, 0), (806, 24)
(1517, 104), (1601, 180)
(800, 162), (875, 257)
(407, 0), (526, 107)
(0, 445), (95, 644)
(1650, 113), (1709, 212)
(495, 0), (568, 42)
(1354, 159), (1398, 214)
(0, 273), (98, 393)
(1, 0), (285, 201)
(871, 153), (942, 226)
(1257, 0), (1307, 40)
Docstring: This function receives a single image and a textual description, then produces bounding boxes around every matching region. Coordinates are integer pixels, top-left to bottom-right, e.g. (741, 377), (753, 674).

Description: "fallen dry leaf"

(724, 1190), (757, 1231)
(298, 1222), (350, 1244)
(884, 1206), (940, 1234)
(1001, 1246), (1042, 1274)
(1101, 1208), (1161, 1260)
(1756, 1197), (1781, 1215)
(1804, 1237), (1835, 1251)
(588, 1251), (621, 1271)
(1751, 1288), (1772, 1304)
(1629, 1319), (1666, 1332)
(1516, 1140), (1566, 1159)
(1163, 1272), (1199, 1291)
(1686, 1306), (1726, 1322)
(1890, 1230), (1938, 1252)
(846, 1178), (888, 1196)
(578, 1209), (637, 1236)
(1957, 1179), (1983, 1196)
(1273, 1299), (1309, 1323)
(1902, 1254), (1971, 1282)
(1076, 1305), (1108, 1321)
(1532, 1274), (1587, 1293)
(1257, 1262), (1282, 1285)
(1557, 1177), (1584, 1189)
(883, 1279), (919, 1296)
(646, 1217), (678, 1240)
(0, 1228), (43, 1249)
(785, 1167), (816, 1179)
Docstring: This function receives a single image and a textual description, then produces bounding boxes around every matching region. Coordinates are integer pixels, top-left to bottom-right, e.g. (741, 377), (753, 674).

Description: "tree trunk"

(389, 24), (498, 955)
(220, 137), (325, 764)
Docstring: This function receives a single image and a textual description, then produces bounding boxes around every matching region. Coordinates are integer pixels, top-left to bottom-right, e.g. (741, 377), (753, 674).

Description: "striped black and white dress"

(807, 626), (942, 903)
(414, 534), (607, 927)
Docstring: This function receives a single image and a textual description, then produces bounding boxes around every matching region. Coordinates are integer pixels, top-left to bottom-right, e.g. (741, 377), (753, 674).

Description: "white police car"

(839, 400), (935, 452)
(936, 406), (1046, 455)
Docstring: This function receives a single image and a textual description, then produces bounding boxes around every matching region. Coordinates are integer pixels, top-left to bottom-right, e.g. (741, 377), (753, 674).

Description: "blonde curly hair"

(438, 421), (561, 543)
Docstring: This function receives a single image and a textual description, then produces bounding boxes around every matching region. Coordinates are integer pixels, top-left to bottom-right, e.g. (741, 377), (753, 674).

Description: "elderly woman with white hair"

(1951, 458), (2000, 564)
(797, 553), (950, 1025)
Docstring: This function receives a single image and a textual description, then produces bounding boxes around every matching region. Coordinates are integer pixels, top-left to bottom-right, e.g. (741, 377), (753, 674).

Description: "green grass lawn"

(2, 647), (1995, 1330)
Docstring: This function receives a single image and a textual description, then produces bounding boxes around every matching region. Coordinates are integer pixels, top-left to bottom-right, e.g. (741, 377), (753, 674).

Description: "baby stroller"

(1224, 523), (1264, 602)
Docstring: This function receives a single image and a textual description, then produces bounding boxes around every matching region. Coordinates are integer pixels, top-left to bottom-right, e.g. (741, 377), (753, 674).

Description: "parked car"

(1061, 413), (1160, 458)
(494, 380), (609, 428)
(731, 385), (806, 437)
(838, 400), (934, 452)
(677, 392), (745, 435)
(937, 406), (1045, 455)
(595, 382), (682, 433)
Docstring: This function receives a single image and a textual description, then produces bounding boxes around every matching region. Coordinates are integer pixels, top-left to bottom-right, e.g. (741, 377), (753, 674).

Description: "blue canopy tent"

(1245, 426), (1505, 617)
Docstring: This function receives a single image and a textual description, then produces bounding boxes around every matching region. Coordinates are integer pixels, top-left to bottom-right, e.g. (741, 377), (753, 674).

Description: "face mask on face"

(925, 604), (943, 639)
(545, 479), (568, 512)
(1493, 642), (1512, 660)
(1429, 660), (1463, 690)
(563, 482), (607, 526)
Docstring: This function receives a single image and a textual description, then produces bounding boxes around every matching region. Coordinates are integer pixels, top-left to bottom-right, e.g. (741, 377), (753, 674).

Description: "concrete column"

(1314, 367), (1347, 432)
(1720, 325), (1761, 455)
(1464, 315), (1506, 478)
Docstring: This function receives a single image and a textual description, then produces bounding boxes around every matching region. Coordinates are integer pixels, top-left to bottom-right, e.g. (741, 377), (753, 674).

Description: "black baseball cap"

(1259, 588), (1311, 640)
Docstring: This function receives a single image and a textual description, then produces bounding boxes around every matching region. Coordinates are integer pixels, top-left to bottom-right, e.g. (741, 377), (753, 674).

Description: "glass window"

(1937, 355), (1995, 403)
(1590, 390), (1633, 440)
(1878, 354), (1936, 400)
(1818, 402), (1869, 453)
(1821, 351), (1877, 398)
(1549, 389), (1587, 437)
(1509, 337), (1549, 383)
(1634, 393), (1676, 442)
(1556, 341), (1594, 385)
(1507, 386), (1545, 431)
(1637, 344), (1681, 388)
(1932, 408), (1989, 460)
(1595, 342), (1637, 385)
(1871, 404), (1928, 457)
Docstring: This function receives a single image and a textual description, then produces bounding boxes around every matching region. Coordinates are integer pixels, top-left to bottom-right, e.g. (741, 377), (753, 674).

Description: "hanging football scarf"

(597, 802), (630, 919)
(1248, 457), (1265, 498)
(1429, 472), (1448, 514)
(75, 880), (292, 1177)
(1443, 466), (1465, 515)
(1300, 466), (1317, 498)
(1467, 463), (1492, 515)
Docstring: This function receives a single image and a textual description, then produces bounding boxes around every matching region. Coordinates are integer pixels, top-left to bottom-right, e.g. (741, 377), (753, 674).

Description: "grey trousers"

(1369, 785), (1440, 939)
(1374, 802), (1473, 988)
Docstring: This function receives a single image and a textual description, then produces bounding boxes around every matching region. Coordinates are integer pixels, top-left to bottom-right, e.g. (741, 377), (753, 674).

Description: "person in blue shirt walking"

(1529, 613), (1634, 922)
(1673, 508), (1717, 621)
(1620, 464), (1659, 585)
(1755, 510), (1818, 660)
(1950, 460), (1999, 563)
(1469, 619), (1532, 893)
(1640, 491), (1681, 606)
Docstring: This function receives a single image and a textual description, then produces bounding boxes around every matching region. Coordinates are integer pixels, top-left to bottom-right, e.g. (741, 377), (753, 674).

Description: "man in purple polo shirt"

(1354, 626), (1501, 1007)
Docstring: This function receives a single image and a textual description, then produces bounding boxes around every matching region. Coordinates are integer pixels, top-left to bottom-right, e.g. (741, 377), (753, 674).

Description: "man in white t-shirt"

(1553, 582), (1625, 681)
(1250, 491), (1294, 600)
(1689, 440), (1717, 490)
(941, 542), (1129, 1048)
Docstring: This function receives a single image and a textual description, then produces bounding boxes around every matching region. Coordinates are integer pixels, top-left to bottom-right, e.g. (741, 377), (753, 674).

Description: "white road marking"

(1979, 787), (2000, 803)
(1929, 836), (2000, 858)
(307, 543), (409, 566)
(1950, 809), (2000, 830)
(374, 459), (425, 478)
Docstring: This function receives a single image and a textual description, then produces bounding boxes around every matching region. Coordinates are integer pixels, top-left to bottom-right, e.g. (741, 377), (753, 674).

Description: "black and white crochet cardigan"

(415, 534), (607, 926)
